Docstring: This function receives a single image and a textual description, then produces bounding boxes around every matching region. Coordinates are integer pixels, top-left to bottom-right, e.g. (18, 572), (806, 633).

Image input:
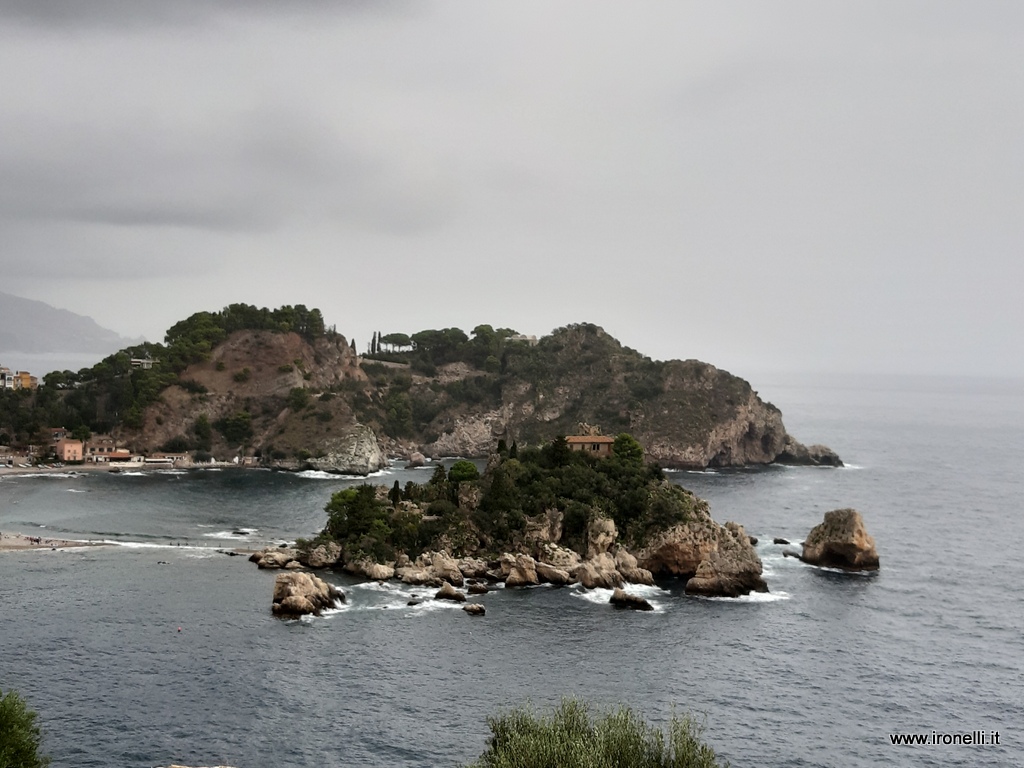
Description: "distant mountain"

(0, 291), (144, 370)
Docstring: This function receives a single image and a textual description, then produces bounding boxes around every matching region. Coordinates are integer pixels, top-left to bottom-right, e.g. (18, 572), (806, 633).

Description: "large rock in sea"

(609, 588), (654, 611)
(637, 495), (767, 597)
(800, 509), (880, 570)
(271, 572), (345, 617)
(252, 547), (300, 569)
(304, 424), (388, 475)
(435, 582), (467, 602)
(775, 438), (844, 467)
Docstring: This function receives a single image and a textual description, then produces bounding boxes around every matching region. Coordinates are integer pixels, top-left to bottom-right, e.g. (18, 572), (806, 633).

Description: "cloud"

(0, 0), (407, 29)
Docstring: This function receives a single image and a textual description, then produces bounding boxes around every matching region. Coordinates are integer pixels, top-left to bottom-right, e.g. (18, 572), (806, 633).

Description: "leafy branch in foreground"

(0, 689), (51, 768)
(465, 698), (727, 768)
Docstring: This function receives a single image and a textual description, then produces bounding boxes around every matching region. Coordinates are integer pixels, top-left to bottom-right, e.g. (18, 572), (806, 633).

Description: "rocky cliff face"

(800, 509), (879, 570)
(637, 493), (767, 596)
(408, 324), (839, 469)
(120, 322), (835, 473)
(123, 330), (386, 474)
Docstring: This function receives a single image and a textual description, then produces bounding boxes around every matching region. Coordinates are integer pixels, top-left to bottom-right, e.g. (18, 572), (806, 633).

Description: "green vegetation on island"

(0, 689), (50, 768)
(0, 303), (329, 445)
(2, 308), (836, 471)
(464, 698), (727, 768)
(307, 432), (701, 563)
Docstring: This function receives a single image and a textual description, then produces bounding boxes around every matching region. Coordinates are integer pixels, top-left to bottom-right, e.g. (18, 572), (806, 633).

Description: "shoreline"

(0, 461), (243, 478)
(0, 531), (111, 552)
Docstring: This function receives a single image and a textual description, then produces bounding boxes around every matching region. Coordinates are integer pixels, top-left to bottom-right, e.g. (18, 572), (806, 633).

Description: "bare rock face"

(524, 508), (564, 547)
(609, 588), (654, 611)
(586, 517), (618, 559)
(463, 603), (486, 616)
(396, 566), (442, 587)
(497, 553), (517, 578)
(576, 554), (625, 590)
(406, 451), (426, 468)
(535, 561), (574, 586)
(638, 508), (767, 597)
(427, 408), (511, 458)
(305, 424), (388, 475)
(800, 509), (879, 570)
(505, 554), (540, 587)
(537, 543), (581, 570)
(253, 547), (300, 569)
(351, 560), (395, 581)
(458, 557), (490, 579)
(776, 439), (844, 467)
(614, 549), (655, 586)
(271, 572), (345, 617)
(429, 551), (465, 586)
(683, 523), (768, 597)
(302, 541), (342, 568)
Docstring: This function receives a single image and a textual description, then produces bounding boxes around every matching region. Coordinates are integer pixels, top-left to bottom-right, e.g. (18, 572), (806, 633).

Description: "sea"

(1, 373), (1022, 768)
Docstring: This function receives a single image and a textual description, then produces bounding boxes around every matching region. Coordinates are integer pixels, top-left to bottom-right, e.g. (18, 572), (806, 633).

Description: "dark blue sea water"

(2, 373), (1022, 767)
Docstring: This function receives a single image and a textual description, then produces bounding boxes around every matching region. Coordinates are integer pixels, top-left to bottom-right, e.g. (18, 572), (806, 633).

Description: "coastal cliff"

(365, 323), (840, 469)
(0, 308), (838, 472)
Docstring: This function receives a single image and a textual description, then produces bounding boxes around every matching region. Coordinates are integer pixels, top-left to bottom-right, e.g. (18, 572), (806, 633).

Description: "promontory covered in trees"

(0, 303), (840, 472)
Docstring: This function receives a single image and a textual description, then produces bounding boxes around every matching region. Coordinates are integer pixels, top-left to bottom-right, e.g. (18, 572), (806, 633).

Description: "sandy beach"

(0, 531), (110, 552)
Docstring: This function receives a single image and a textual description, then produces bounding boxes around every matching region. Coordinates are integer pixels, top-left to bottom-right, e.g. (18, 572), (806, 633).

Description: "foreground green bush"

(465, 698), (727, 768)
(0, 689), (50, 768)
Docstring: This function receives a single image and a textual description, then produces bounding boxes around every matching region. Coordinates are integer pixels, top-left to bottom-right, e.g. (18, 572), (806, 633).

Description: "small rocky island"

(795, 508), (880, 571)
(254, 434), (773, 616)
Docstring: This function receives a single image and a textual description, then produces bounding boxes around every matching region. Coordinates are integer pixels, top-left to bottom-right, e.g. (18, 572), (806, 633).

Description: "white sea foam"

(295, 468), (389, 480)
(202, 529), (258, 540)
(65, 488), (88, 493)
(102, 540), (207, 550)
(700, 590), (791, 603)
(570, 585), (668, 612)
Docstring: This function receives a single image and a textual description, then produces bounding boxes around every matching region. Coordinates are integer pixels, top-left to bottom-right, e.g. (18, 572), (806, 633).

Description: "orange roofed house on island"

(566, 434), (615, 457)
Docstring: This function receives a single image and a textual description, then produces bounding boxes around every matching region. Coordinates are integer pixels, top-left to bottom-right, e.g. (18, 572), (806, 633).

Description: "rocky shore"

(252, 491), (769, 617)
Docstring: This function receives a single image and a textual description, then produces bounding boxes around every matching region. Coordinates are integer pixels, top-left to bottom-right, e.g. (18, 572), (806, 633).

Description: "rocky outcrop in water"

(610, 588), (654, 611)
(799, 509), (879, 570)
(775, 439), (844, 467)
(271, 572), (345, 617)
(435, 582), (467, 602)
(637, 500), (768, 597)
(251, 547), (300, 569)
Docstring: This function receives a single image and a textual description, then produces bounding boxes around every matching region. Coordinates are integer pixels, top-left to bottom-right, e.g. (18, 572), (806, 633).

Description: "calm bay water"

(2, 373), (1023, 767)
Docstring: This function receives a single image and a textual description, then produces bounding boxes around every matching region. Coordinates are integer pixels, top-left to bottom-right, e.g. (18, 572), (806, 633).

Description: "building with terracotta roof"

(566, 434), (615, 457)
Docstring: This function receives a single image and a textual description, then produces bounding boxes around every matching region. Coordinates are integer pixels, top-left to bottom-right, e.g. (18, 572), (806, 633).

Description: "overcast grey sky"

(1, 1), (1021, 377)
